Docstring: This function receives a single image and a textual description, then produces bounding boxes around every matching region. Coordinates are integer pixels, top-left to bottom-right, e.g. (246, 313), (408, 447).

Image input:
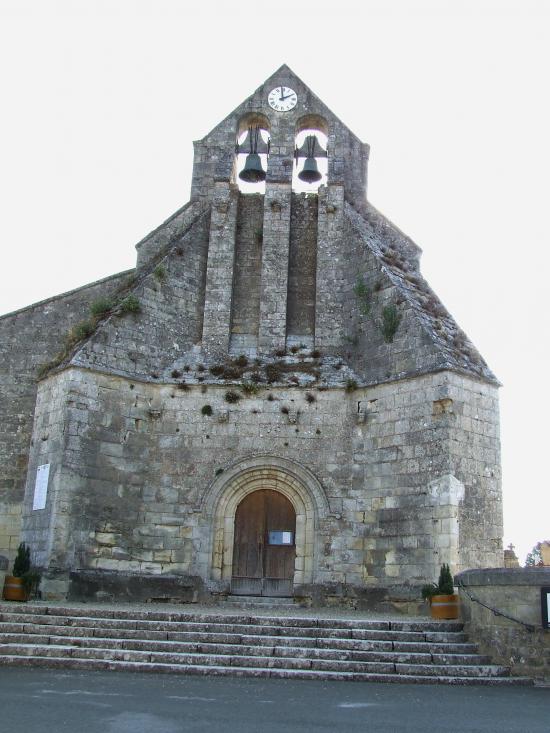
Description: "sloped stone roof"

(346, 202), (499, 385)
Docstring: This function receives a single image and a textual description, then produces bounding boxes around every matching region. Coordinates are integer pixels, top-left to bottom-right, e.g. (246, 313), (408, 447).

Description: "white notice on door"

(282, 531), (292, 545)
(33, 464), (50, 510)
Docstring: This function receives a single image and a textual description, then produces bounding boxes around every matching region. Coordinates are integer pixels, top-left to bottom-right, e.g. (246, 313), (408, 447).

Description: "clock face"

(268, 86), (298, 112)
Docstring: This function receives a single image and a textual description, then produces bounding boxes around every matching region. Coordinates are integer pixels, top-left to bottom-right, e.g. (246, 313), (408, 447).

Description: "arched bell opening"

(292, 115), (328, 193)
(234, 113), (270, 194)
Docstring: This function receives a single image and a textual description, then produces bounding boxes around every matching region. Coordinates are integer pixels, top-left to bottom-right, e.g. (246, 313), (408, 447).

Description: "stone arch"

(234, 113), (270, 193)
(201, 455), (329, 587)
(293, 114), (328, 192)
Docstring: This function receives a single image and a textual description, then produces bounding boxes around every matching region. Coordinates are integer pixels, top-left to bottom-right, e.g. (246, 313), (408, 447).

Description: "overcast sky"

(1, 0), (548, 564)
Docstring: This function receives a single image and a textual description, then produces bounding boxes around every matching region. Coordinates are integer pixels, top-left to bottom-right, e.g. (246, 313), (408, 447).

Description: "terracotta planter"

(2, 575), (28, 602)
(430, 593), (459, 619)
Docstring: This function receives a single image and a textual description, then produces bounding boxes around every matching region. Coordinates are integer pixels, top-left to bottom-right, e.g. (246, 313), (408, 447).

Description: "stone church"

(0, 66), (503, 609)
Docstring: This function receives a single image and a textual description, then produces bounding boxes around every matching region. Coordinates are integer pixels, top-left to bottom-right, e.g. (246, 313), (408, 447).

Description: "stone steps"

(0, 603), (532, 685)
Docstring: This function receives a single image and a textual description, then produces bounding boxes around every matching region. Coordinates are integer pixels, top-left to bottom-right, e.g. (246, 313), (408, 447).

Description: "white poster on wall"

(32, 464), (50, 510)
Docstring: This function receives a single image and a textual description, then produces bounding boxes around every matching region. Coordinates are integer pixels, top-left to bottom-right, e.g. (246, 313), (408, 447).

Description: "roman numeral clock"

(268, 86), (297, 112)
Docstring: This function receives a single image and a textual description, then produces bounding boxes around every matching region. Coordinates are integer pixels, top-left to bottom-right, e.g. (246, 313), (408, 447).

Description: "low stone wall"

(457, 568), (550, 682)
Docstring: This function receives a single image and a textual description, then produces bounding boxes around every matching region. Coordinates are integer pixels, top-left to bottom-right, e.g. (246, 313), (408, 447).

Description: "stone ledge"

(457, 568), (550, 587)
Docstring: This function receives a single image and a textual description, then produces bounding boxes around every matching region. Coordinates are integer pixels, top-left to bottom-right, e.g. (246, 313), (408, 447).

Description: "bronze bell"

(298, 156), (322, 183)
(239, 152), (266, 183)
(298, 135), (322, 183)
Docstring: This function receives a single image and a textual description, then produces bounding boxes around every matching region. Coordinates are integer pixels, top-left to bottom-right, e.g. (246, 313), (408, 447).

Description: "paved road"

(1, 668), (549, 733)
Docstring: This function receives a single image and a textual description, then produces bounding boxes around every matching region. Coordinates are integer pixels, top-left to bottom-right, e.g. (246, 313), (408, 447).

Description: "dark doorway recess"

(231, 489), (296, 597)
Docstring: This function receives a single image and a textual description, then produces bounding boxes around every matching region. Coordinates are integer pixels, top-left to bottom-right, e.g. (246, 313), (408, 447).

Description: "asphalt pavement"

(1, 667), (549, 733)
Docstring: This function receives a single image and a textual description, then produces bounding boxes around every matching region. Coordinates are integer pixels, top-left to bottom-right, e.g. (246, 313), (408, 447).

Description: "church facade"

(0, 66), (503, 609)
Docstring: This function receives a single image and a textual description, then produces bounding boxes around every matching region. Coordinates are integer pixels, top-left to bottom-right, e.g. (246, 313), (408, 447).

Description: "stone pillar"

(258, 182), (292, 353)
(315, 184), (345, 350)
(201, 182), (239, 359)
(428, 473), (465, 573)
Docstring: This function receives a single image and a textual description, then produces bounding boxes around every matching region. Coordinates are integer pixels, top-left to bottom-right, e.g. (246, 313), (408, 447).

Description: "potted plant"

(421, 563), (459, 619)
(2, 542), (36, 602)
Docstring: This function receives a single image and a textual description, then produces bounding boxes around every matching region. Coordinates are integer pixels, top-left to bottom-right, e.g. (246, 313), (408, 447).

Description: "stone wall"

(0, 270), (132, 567)
(74, 210), (210, 377)
(286, 193), (318, 342)
(21, 366), (501, 605)
(457, 568), (550, 682)
(230, 193), (264, 350)
(190, 65), (369, 207)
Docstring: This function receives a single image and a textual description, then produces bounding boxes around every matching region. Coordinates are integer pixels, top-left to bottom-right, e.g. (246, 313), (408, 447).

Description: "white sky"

(1, 0), (548, 564)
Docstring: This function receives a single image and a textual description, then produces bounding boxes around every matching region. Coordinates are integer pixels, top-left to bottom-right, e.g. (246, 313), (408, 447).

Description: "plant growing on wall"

(153, 264), (167, 282)
(380, 304), (402, 343)
(225, 390), (241, 404)
(201, 404), (213, 416)
(90, 297), (115, 317)
(353, 277), (371, 316)
(118, 295), (141, 314)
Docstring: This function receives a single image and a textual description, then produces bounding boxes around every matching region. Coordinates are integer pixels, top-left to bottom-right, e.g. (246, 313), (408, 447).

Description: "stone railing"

(456, 567), (550, 682)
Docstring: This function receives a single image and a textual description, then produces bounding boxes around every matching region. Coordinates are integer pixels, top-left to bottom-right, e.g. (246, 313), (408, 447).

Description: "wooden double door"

(231, 489), (296, 597)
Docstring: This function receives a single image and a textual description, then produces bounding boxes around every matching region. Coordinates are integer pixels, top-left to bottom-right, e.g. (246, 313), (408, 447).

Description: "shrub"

(234, 354), (248, 367)
(201, 404), (213, 416)
(290, 345), (299, 354)
(354, 277), (371, 315)
(153, 264), (166, 281)
(171, 369), (182, 379)
(345, 379), (357, 393)
(241, 382), (260, 396)
(90, 297), (114, 317)
(381, 305), (402, 343)
(70, 320), (95, 343)
(119, 295), (141, 314)
(305, 393), (316, 403)
(12, 542), (31, 577)
(225, 390), (240, 404)
(197, 364), (205, 372)
(280, 406), (289, 414)
(209, 365), (225, 377)
(422, 563), (455, 600)
(266, 363), (283, 383)
(310, 349), (321, 359)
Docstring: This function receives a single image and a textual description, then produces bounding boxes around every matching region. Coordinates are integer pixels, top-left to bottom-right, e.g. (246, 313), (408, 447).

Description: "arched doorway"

(231, 489), (296, 597)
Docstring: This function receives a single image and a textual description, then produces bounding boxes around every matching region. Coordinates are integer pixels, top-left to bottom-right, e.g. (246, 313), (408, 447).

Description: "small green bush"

(90, 297), (114, 317)
(119, 295), (141, 314)
(70, 320), (95, 343)
(225, 390), (241, 404)
(422, 563), (455, 600)
(354, 277), (371, 316)
(345, 379), (358, 393)
(12, 542), (31, 577)
(153, 264), (167, 281)
(381, 305), (402, 343)
(241, 382), (260, 396)
(201, 404), (213, 416)
(234, 354), (248, 367)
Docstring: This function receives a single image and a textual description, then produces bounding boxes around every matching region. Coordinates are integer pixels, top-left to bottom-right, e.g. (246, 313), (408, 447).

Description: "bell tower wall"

(229, 194), (264, 353)
(286, 193), (318, 347)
